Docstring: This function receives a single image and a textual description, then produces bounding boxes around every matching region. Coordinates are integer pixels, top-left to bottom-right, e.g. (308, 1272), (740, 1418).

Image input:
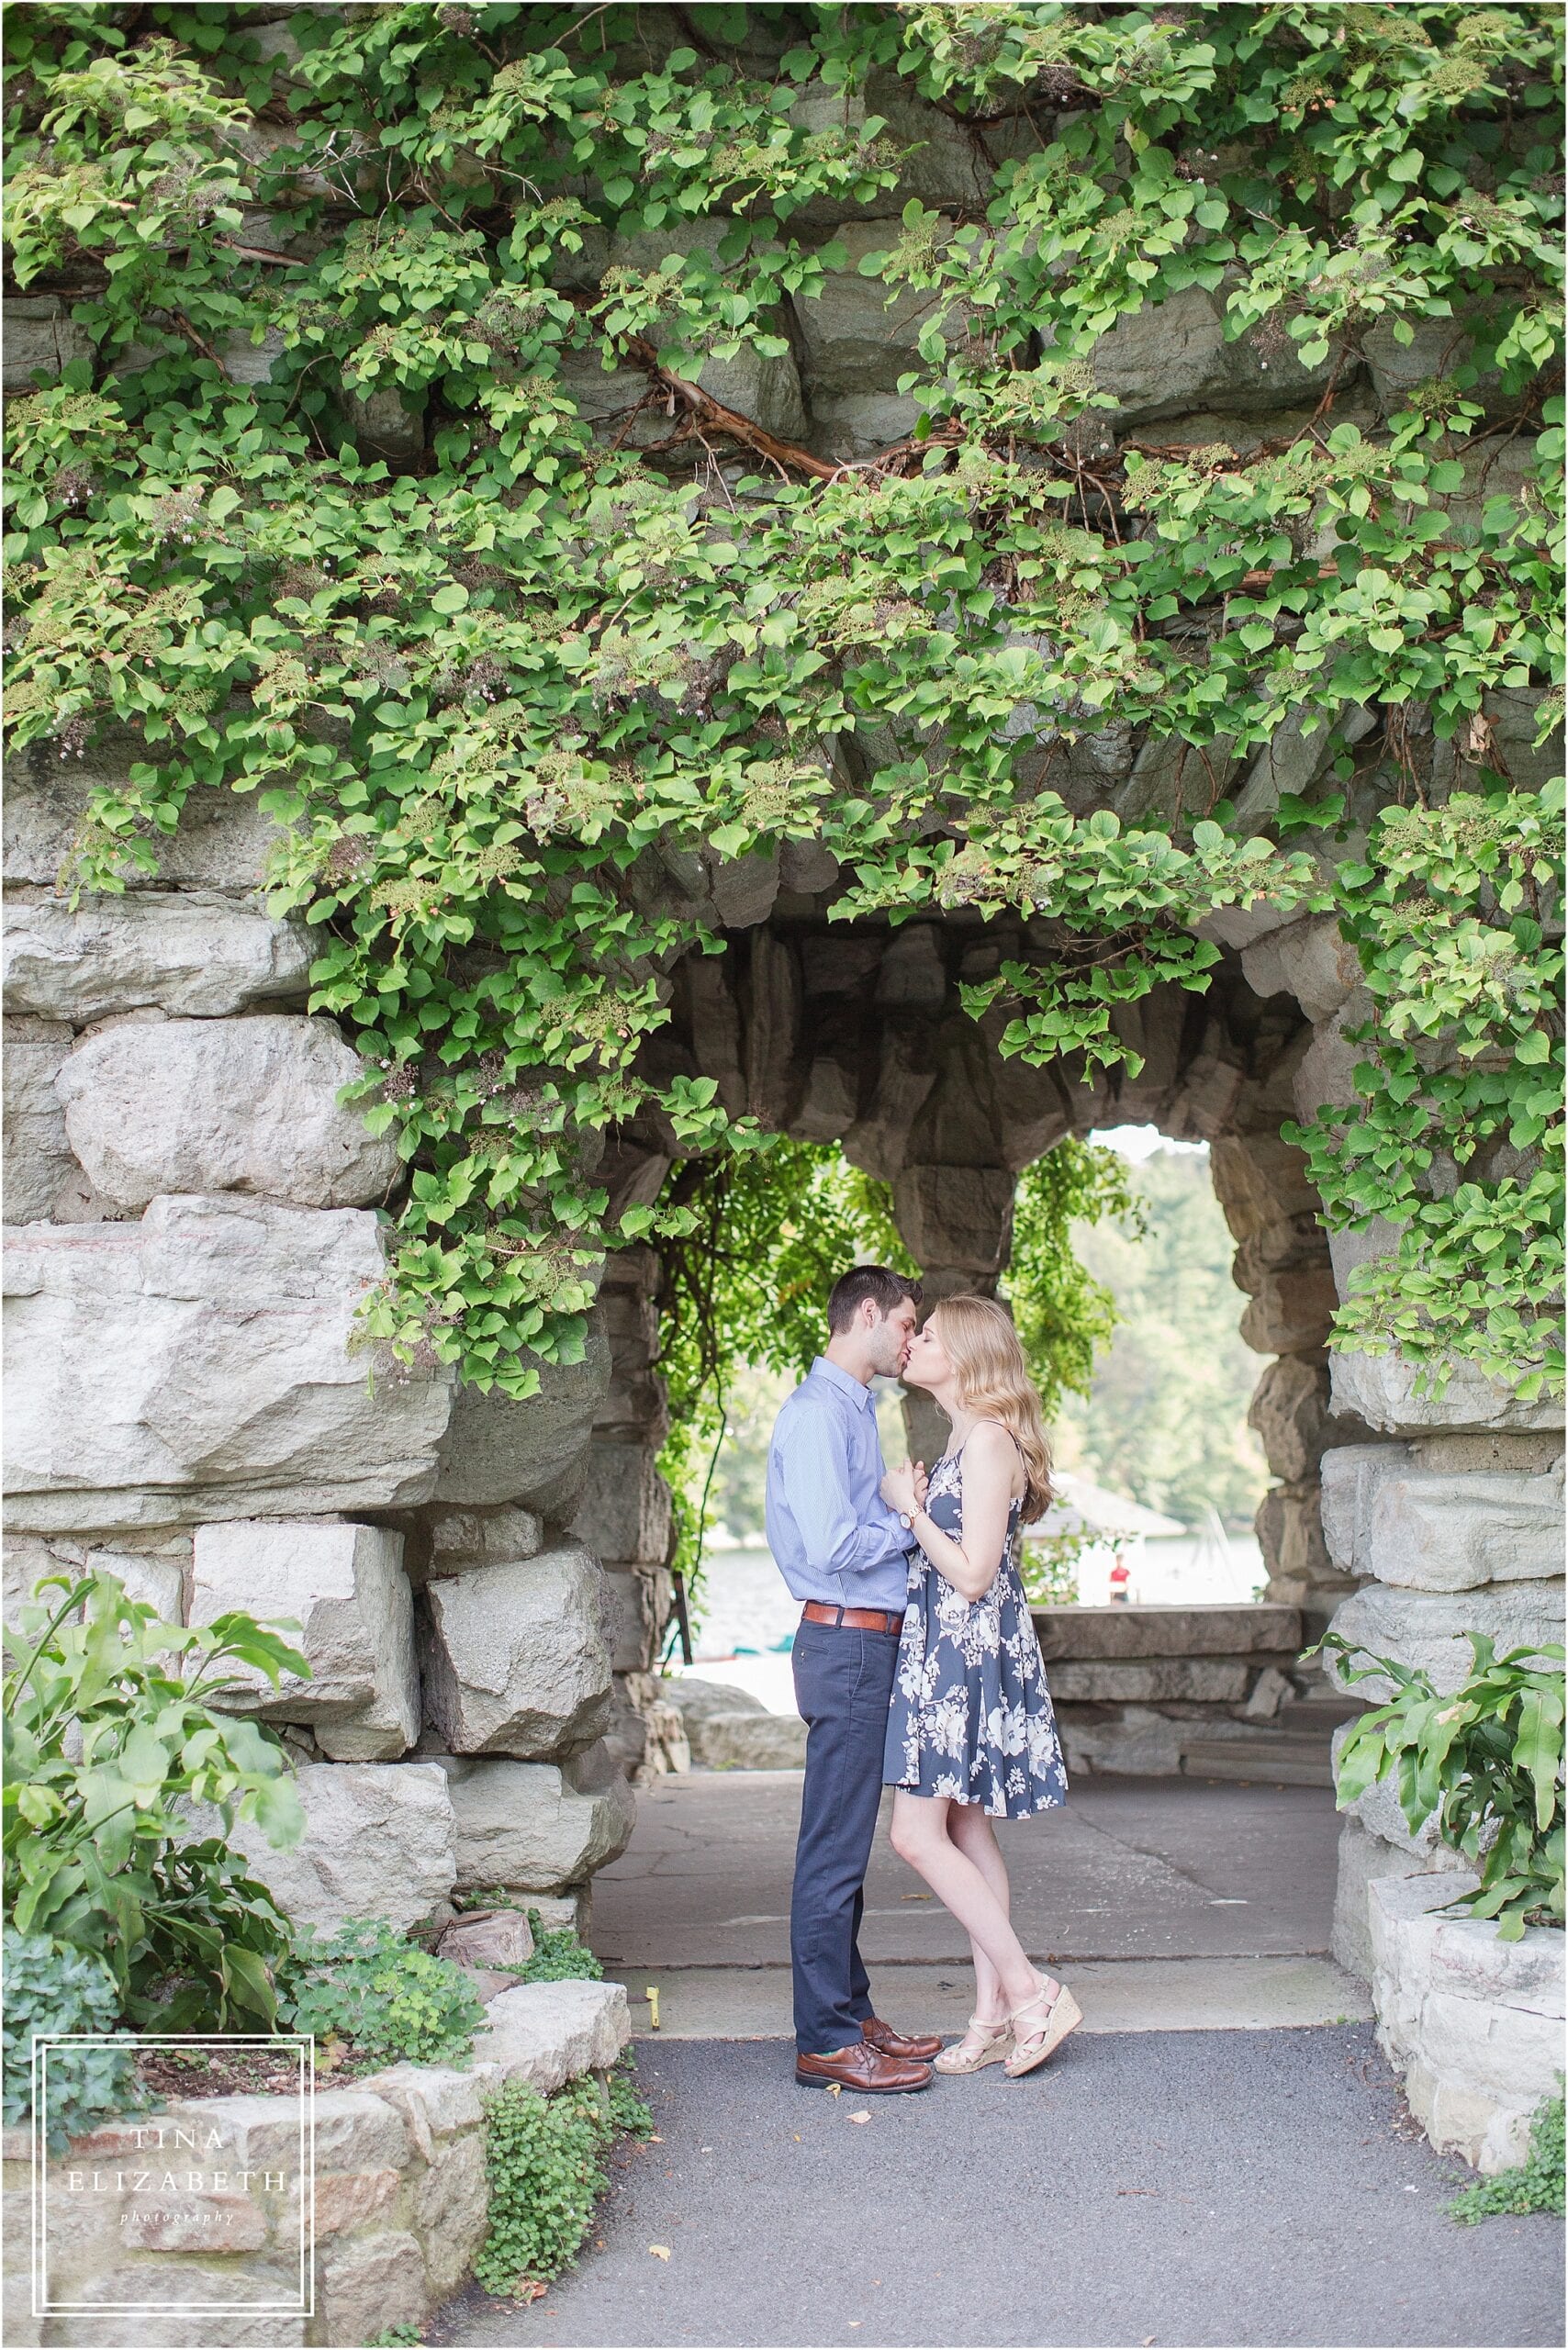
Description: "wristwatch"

(898, 1510), (915, 1531)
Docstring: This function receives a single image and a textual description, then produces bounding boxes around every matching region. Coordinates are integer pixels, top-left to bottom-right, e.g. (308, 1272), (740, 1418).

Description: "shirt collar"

(810, 1355), (873, 1411)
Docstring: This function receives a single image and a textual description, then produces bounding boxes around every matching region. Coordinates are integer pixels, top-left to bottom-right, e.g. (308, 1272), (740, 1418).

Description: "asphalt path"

(432, 2027), (1564, 2349)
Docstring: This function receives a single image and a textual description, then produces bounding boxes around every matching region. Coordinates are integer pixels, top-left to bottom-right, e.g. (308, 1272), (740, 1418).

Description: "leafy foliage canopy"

(4, 1), (1562, 1399)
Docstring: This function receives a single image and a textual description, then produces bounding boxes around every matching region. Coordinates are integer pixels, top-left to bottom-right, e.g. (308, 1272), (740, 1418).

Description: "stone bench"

(1029, 1604), (1330, 1779)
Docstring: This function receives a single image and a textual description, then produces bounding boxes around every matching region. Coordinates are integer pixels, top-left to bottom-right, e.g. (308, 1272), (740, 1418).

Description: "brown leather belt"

(801, 1601), (904, 1635)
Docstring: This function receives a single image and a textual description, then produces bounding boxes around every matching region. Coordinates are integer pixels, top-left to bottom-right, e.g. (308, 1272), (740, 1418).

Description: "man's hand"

(880, 1461), (919, 1515)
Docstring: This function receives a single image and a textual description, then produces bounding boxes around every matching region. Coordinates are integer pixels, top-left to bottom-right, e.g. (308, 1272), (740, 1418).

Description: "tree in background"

(1052, 1144), (1271, 1530)
(1003, 1141), (1147, 1422)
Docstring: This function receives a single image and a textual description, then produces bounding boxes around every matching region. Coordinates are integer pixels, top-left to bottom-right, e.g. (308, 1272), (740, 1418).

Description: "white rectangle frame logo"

(31, 2033), (315, 2317)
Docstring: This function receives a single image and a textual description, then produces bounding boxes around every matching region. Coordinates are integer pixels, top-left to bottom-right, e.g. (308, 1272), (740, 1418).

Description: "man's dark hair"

(826, 1265), (924, 1333)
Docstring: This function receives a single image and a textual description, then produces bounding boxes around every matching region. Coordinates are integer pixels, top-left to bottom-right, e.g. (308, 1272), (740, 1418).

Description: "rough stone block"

(56, 1016), (399, 1210)
(1238, 1263), (1338, 1356)
(1047, 1658), (1251, 1704)
(892, 1164), (1013, 1271)
(1034, 1603), (1302, 1662)
(469, 1978), (631, 2094)
(45, 2266), (307, 2346)
(705, 845), (782, 931)
(295, 2166), (400, 2238)
(4, 1198), (453, 1534)
(1325, 1579), (1564, 1699)
(794, 1052), (860, 1142)
(1362, 318), (1508, 421)
(808, 386), (921, 460)
(1248, 1356), (1335, 1483)
(1330, 1817), (1447, 1983)
(2, 297), (95, 391)
(786, 79), (999, 218)
(433, 1745), (635, 1892)
(318, 2227), (427, 2350)
(1369, 1871), (1565, 2171)
(1239, 912), (1365, 1024)
(412, 2128), (488, 2298)
(1331, 1720), (1470, 1866)
(438, 1908), (535, 1973)
(155, 2086), (406, 2177)
(1428, 1914), (1565, 2020)
(1320, 1443), (1562, 1592)
(602, 1566), (670, 1673)
(6, 745), (287, 892)
(558, 344), (801, 452)
(358, 2063), (487, 2148)
(1055, 1703), (1184, 1776)
(1328, 1347), (1562, 1437)
(686, 1710), (808, 1769)
(121, 2189), (268, 2253)
(571, 1442), (671, 1566)
(1231, 704), (1378, 828)
(3, 1534), (187, 1628)
(191, 1520), (418, 1761)
(793, 218), (960, 390)
(432, 1318), (610, 1516)
(1090, 283), (1334, 421)
(4, 1017), (80, 1223)
(224, 1762), (456, 1935)
(420, 1545), (613, 1757)
(1208, 1129), (1320, 1239)
(1253, 1483), (1334, 1599)
(420, 1504), (544, 1574)
(1242, 1664), (1291, 1721)
(4, 892), (312, 1022)
(661, 1676), (767, 1722)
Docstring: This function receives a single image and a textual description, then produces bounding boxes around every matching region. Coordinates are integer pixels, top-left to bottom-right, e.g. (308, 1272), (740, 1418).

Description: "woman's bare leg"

(946, 1802), (1013, 2022)
(890, 1790), (1055, 2012)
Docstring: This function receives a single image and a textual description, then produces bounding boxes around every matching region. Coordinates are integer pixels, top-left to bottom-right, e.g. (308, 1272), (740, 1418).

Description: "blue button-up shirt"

(765, 1357), (916, 1614)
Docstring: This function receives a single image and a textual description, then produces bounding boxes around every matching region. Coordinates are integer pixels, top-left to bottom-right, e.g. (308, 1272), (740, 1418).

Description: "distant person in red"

(1108, 1552), (1131, 1604)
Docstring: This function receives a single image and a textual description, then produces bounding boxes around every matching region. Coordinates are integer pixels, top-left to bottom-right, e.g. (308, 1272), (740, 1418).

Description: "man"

(766, 1265), (942, 2093)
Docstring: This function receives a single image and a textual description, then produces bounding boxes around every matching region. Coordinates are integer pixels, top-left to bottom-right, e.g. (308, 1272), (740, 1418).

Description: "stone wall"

(3, 744), (633, 1936)
(2, 1976), (630, 2349)
(1368, 1874), (1563, 2176)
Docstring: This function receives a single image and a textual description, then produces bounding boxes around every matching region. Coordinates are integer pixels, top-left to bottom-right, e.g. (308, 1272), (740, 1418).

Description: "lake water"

(676, 1530), (1267, 1717)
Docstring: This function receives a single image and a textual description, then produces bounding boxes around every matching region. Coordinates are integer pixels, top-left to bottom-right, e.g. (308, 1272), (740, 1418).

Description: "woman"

(879, 1294), (1079, 2079)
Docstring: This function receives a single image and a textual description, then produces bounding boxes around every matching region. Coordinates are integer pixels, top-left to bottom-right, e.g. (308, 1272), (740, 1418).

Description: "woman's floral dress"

(883, 1436), (1069, 1818)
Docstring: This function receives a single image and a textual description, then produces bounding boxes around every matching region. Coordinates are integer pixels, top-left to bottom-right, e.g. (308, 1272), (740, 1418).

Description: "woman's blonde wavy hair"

(928, 1294), (1054, 1522)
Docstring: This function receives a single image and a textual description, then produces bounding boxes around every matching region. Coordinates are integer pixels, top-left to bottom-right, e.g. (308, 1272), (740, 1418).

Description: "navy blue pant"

(789, 1619), (901, 2055)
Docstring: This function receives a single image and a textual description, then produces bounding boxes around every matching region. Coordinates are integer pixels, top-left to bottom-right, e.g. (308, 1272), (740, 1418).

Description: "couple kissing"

(765, 1266), (1081, 2094)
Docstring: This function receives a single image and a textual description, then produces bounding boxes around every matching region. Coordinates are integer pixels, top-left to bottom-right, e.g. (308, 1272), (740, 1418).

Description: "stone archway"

(6, 736), (1562, 1975)
(568, 873), (1563, 1975)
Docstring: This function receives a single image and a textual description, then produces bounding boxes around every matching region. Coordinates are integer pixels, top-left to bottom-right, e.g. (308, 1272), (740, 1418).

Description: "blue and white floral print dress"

(883, 1435), (1069, 1818)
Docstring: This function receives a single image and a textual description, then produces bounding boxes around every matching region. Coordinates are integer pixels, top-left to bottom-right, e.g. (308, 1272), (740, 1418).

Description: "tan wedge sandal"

(933, 2015), (1014, 2075)
(1002, 1974), (1082, 2079)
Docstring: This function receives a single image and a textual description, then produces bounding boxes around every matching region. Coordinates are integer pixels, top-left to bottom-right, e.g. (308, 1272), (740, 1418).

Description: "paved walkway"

(588, 1769), (1368, 2036)
(436, 1775), (1563, 2346)
(438, 2031), (1563, 2348)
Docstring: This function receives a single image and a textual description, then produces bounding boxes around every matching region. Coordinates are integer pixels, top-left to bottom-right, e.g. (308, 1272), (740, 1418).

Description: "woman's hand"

(880, 1461), (919, 1515)
(913, 1460), (929, 1508)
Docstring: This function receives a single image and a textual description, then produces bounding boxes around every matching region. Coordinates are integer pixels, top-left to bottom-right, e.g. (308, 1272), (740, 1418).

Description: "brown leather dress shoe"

(862, 2014), (944, 2062)
(795, 2041), (933, 2093)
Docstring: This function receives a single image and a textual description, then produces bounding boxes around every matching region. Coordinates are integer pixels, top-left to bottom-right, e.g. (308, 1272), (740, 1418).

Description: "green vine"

(4, 2), (1562, 1401)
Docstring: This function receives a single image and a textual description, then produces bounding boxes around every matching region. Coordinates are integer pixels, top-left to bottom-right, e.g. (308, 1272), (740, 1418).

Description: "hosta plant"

(1316, 1630), (1566, 1942)
(3, 1570), (308, 2028)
